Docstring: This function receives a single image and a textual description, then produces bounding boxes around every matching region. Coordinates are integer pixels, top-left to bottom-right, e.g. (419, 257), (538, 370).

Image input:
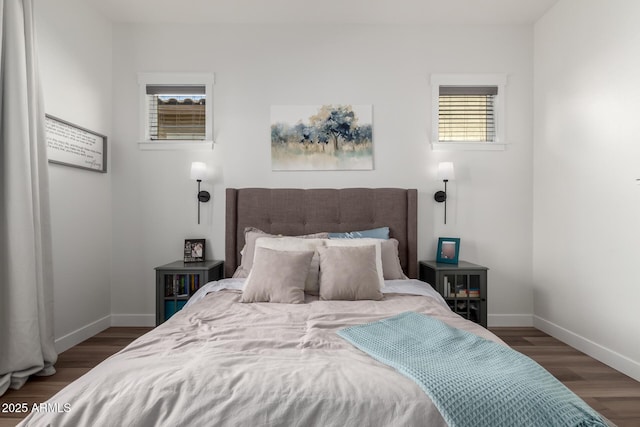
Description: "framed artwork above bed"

(270, 104), (373, 171)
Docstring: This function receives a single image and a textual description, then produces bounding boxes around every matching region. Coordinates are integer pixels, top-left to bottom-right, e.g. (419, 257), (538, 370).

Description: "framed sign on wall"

(45, 114), (107, 173)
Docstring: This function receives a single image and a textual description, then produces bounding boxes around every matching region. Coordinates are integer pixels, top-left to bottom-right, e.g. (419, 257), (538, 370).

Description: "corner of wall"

(534, 315), (640, 382)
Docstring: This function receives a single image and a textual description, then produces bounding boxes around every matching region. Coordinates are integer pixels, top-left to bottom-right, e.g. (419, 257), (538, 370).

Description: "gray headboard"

(225, 188), (418, 279)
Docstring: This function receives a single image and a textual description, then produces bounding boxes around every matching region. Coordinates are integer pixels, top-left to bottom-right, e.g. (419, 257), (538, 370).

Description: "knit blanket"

(338, 312), (607, 427)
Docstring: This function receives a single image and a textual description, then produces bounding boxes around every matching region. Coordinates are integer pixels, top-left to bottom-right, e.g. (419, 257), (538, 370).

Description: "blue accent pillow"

(328, 227), (389, 240)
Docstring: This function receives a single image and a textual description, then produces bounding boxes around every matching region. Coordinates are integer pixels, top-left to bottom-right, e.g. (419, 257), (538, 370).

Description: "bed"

(19, 188), (608, 427)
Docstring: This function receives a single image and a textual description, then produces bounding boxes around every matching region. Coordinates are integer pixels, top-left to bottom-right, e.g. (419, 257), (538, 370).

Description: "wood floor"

(492, 328), (640, 426)
(1, 327), (638, 426)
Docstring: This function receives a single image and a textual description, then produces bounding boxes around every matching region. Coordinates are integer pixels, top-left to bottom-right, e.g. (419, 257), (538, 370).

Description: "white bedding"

(19, 281), (497, 427)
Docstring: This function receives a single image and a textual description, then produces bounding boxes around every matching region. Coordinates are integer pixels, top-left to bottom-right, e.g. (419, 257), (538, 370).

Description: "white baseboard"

(488, 314), (534, 327)
(54, 314), (154, 353)
(534, 315), (640, 382)
(110, 314), (155, 327)
(54, 315), (111, 353)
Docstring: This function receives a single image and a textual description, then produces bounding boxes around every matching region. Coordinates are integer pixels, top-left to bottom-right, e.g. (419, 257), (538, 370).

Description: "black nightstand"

(419, 260), (488, 328)
(155, 260), (224, 325)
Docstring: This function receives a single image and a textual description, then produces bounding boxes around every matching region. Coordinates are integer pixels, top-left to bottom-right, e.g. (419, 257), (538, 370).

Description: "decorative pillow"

(317, 245), (383, 301)
(380, 238), (406, 280)
(255, 237), (326, 295)
(328, 226), (389, 240)
(324, 238), (385, 289)
(241, 247), (314, 304)
(233, 227), (328, 278)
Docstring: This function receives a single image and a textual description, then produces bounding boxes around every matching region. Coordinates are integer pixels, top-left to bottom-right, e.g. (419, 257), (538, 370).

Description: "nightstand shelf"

(419, 260), (488, 328)
(155, 260), (224, 325)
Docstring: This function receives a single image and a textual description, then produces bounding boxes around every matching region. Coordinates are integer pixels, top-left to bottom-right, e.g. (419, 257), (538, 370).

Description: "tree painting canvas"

(271, 105), (373, 170)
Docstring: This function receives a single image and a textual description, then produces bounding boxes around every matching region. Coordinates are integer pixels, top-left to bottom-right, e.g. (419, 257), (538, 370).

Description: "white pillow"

(324, 238), (384, 289)
(232, 227), (328, 278)
(255, 237), (326, 295)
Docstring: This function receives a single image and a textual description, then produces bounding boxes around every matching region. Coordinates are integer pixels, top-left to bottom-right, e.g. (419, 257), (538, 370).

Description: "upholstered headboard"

(225, 188), (418, 279)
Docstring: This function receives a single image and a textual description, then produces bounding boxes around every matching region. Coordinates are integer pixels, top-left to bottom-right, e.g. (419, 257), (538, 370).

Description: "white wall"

(35, 0), (113, 351)
(110, 23), (534, 326)
(533, 0), (640, 380)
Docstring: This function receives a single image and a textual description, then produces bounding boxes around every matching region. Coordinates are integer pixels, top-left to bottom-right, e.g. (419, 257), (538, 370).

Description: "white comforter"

(19, 280), (501, 427)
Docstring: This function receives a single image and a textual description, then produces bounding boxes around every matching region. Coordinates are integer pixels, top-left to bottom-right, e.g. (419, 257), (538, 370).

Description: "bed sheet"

(19, 287), (498, 427)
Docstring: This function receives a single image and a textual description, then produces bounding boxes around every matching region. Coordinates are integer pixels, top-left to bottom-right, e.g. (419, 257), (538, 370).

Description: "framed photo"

(436, 237), (460, 264)
(184, 239), (205, 263)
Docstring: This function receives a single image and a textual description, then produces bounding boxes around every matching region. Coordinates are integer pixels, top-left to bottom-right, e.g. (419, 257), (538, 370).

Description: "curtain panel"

(0, 0), (57, 396)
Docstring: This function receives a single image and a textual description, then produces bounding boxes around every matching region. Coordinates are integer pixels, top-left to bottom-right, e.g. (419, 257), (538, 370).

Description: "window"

(138, 73), (214, 150)
(431, 74), (506, 151)
(438, 86), (497, 142)
(147, 85), (206, 140)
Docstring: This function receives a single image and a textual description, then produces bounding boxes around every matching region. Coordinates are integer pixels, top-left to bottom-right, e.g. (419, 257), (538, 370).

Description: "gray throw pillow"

(318, 245), (383, 301)
(241, 247), (314, 304)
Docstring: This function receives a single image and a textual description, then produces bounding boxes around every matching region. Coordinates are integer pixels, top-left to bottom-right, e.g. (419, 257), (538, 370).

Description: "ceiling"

(87, 0), (559, 25)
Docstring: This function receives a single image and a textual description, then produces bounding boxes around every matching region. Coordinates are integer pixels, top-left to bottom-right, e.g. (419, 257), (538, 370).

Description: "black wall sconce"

(434, 162), (454, 224)
(190, 162), (210, 224)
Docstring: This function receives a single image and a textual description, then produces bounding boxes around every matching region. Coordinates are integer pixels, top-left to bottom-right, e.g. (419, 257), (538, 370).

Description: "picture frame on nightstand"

(436, 237), (460, 264)
(184, 239), (205, 263)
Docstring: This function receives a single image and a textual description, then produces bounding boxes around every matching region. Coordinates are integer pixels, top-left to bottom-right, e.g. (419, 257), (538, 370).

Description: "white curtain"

(0, 0), (57, 396)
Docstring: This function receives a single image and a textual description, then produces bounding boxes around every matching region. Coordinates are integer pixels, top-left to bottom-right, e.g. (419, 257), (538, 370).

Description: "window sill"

(138, 141), (214, 151)
(430, 141), (507, 151)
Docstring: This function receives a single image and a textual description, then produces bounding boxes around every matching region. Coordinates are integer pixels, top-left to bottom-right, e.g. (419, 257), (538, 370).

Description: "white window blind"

(438, 86), (497, 142)
(146, 85), (206, 140)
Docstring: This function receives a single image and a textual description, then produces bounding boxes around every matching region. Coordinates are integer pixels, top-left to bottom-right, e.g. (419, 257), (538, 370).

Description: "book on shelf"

(175, 274), (188, 297)
(443, 276), (454, 297)
(445, 281), (468, 298)
(188, 274), (201, 295)
(164, 276), (174, 297)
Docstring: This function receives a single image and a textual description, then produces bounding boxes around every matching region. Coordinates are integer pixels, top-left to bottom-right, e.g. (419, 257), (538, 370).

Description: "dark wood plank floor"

(1, 327), (638, 426)
(492, 327), (640, 427)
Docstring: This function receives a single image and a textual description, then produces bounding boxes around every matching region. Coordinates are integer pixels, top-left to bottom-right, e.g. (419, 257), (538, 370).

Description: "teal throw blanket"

(338, 312), (606, 427)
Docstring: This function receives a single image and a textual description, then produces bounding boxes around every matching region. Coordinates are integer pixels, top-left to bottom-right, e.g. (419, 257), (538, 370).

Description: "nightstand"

(419, 260), (488, 328)
(155, 260), (224, 325)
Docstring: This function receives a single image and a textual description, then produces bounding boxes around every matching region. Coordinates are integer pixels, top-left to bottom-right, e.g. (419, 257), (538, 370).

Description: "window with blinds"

(438, 86), (497, 142)
(146, 85), (206, 140)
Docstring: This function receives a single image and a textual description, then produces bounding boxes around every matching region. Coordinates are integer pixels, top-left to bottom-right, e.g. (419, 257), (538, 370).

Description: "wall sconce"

(190, 162), (210, 224)
(434, 162), (455, 224)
